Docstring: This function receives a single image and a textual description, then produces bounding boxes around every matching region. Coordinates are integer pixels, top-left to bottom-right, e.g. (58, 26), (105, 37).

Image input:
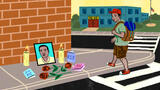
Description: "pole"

(150, 0), (151, 16)
(149, 0), (152, 22)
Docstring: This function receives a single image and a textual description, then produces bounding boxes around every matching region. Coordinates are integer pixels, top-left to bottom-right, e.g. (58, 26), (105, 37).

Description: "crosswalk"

(89, 62), (160, 90)
(128, 36), (160, 53)
(89, 36), (160, 90)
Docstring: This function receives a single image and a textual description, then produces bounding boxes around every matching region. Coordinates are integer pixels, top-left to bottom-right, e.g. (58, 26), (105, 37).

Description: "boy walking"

(108, 9), (130, 75)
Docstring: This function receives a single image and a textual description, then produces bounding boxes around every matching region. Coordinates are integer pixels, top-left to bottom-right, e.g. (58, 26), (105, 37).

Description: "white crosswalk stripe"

(128, 36), (160, 53)
(89, 62), (160, 90)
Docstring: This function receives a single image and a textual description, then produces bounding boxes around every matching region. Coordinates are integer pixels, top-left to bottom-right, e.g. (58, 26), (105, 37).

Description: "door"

(88, 16), (99, 27)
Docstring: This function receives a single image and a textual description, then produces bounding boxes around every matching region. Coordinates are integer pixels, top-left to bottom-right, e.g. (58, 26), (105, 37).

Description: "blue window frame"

(107, 19), (112, 24)
(100, 19), (104, 24)
(128, 9), (133, 14)
(128, 18), (133, 22)
(135, 9), (139, 14)
(108, 8), (112, 12)
(91, 8), (96, 14)
(135, 17), (139, 22)
(100, 8), (104, 14)
(82, 19), (87, 24)
(82, 8), (87, 14)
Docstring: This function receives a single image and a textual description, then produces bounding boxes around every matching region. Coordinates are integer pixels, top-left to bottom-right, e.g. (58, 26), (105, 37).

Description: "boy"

(108, 8), (130, 75)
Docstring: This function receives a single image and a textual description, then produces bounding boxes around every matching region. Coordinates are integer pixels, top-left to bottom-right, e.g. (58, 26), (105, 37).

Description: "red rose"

(65, 62), (72, 69)
(42, 66), (50, 71)
(39, 72), (49, 80)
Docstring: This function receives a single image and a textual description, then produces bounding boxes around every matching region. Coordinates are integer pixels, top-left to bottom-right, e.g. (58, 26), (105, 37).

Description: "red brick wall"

(0, 0), (71, 65)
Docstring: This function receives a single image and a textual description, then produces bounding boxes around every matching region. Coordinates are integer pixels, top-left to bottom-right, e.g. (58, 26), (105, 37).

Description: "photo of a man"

(34, 42), (56, 66)
(38, 45), (55, 65)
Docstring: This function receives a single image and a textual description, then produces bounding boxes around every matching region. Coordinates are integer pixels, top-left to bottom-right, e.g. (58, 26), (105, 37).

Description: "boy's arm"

(111, 37), (116, 43)
(112, 31), (124, 38)
(112, 23), (125, 38)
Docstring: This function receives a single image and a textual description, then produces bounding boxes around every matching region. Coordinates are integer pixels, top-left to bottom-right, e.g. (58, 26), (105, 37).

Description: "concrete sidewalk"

(82, 28), (98, 31)
(0, 48), (154, 90)
(72, 31), (160, 36)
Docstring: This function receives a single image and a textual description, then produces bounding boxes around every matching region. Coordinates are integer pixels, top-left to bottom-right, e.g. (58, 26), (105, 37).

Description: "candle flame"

(25, 45), (29, 51)
(60, 44), (63, 48)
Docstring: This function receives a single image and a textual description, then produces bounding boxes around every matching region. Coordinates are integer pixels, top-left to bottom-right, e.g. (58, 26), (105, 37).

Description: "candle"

(58, 44), (64, 64)
(23, 46), (29, 66)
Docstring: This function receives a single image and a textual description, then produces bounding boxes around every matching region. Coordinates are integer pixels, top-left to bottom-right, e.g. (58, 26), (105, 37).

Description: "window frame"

(82, 8), (87, 14)
(135, 9), (139, 14)
(100, 19), (104, 24)
(100, 8), (104, 14)
(107, 19), (112, 25)
(82, 19), (87, 24)
(128, 9), (133, 14)
(91, 8), (96, 14)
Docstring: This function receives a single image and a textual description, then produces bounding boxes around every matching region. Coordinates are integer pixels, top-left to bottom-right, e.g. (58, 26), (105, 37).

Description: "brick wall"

(0, 0), (71, 65)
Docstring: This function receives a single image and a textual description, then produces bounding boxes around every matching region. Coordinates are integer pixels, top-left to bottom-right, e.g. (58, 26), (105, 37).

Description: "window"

(91, 8), (96, 14)
(100, 8), (104, 14)
(128, 9), (133, 14)
(100, 19), (104, 24)
(108, 19), (112, 24)
(135, 17), (139, 22)
(108, 8), (112, 12)
(135, 9), (139, 14)
(128, 18), (133, 22)
(82, 8), (87, 14)
(82, 19), (87, 24)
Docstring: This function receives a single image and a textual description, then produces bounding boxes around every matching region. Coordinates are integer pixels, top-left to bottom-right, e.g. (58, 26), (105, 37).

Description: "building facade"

(79, 6), (149, 28)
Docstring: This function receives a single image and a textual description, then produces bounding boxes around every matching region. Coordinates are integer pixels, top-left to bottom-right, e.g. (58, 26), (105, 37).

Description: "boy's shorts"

(113, 45), (128, 59)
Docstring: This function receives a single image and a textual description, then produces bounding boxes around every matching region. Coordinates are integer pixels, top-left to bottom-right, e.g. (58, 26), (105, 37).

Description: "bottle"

(23, 46), (29, 66)
(58, 44), (64, 64)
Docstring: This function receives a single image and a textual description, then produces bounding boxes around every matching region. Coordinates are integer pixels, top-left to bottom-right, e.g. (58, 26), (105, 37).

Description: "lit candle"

(58, 44), (64, 64)
(23, 46), (29, 66)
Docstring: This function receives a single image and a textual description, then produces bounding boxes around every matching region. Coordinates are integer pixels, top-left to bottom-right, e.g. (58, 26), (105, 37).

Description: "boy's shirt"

(114, 20), (129, 46)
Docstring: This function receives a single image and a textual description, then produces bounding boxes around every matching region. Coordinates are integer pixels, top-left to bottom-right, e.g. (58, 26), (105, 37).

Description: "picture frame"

(34, 42), (56, 66)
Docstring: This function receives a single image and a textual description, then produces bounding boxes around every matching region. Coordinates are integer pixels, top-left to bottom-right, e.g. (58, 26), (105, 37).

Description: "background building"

(79, 6), (149, 27)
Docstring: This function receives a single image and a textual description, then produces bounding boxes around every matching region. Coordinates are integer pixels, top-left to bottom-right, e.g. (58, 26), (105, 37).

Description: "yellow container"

(23, 51), (29, 66)
(58, 50), (64, 64)
(58, 44), (64, 64)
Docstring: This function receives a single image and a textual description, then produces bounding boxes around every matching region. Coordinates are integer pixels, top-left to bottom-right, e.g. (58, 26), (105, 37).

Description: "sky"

(71, 0), (160, 16)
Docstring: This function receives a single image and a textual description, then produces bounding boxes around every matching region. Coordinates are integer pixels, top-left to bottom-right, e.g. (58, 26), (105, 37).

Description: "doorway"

(88, 16), (99, 27)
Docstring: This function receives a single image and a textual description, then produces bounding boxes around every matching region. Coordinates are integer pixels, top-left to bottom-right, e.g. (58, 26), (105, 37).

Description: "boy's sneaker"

(108, 62), (115, 67)
(122, 70), (130, 75)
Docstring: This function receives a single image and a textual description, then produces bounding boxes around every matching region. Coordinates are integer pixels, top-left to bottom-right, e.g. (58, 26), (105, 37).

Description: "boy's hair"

(118, 14), (121, 17)
(39, 45), (49, 52)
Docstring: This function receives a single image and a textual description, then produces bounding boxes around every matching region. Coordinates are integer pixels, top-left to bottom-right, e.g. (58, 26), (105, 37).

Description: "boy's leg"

(111, 55), (117, 64)
(120, 58), (129, 70)
(108, 45), (117, 67)
(108, 55), (117, 67)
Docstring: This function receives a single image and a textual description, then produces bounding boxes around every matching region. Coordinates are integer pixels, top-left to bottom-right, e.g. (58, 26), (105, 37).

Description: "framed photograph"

(34, 42), (56, 66)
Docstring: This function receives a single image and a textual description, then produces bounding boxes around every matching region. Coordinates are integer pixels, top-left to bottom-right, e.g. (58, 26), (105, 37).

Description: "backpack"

(113, 21), (136, 41)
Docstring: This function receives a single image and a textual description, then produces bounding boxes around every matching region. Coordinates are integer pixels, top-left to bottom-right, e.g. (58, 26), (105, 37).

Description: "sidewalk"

(0, 48), (154, 90)
(82, 28), (98, 31)
(72, 31), (160, 36)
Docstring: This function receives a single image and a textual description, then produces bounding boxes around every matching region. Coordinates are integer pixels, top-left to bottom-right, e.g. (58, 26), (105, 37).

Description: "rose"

(42, 66), (50, 71)
(65, 62), (72, 69)
(39, 72), (49, 80)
